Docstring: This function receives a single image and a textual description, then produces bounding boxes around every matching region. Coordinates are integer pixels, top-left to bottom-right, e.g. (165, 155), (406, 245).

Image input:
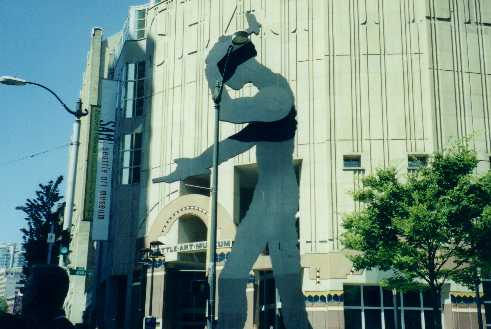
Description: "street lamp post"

(46, 216), (56, 264)
(207, 31), (251, 329)
(0, 75), (88, 266)
(138, 248), (152, 322)
(148, 241), (164, 317)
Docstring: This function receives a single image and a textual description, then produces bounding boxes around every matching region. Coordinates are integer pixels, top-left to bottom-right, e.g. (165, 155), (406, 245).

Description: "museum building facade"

(70, 0), (491, 328)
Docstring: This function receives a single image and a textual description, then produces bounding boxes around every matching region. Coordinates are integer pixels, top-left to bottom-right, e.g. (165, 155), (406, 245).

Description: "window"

(344, 285), (362, 307)
(408, 155), (428, 171)
(344, 285), (434, 329)
(121, 133), (142, 185)
(135, 9), (146, 39)
(344, 155), (362, 170)
(484, 280), (491, 328)
(122, 62), (146, 118)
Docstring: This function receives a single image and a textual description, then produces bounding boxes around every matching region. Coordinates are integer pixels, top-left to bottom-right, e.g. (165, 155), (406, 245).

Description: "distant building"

(0, 269), (6, 299)
(11, 249), (24, 269)
(0, 243), (24, 313)
(3, 268), (22, 313)
(0, 244), (15, 269)
(0, 243), (24, 270)
(12, 290), (22, 315)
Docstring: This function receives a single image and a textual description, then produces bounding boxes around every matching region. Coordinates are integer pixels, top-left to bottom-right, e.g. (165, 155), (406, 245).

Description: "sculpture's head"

(206, 24), (274, 91)
(218, 41), (258, 90)
(205, 11), (265, 90)
(205, 35), (259, 90)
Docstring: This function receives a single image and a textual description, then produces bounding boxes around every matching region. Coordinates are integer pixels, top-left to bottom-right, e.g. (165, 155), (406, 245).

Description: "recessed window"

(363, 285), (381, 307)
(122, 61), (146, 118)
(121, 133), (142, 185)
(343, 285), (434, 329)
(408, 155), (428, 171)
(135, 9), (146, 39)
(343, 155), (362, 170)
(344, 285), (362, 306)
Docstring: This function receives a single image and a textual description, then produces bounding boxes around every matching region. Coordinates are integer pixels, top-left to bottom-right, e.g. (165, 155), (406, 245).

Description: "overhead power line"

(0, 143), (70, 167)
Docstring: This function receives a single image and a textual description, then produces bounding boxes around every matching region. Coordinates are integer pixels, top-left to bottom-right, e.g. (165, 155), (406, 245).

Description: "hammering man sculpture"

(153, 13), (311, 329)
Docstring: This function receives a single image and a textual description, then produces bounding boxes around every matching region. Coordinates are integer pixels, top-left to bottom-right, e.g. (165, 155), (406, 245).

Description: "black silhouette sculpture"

(154, 13), (311, 329)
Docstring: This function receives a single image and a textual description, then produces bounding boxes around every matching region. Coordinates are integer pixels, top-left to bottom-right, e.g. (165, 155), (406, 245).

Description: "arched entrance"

(145, 194), (234, 329)
(146, 194), (235, 244)
(178, 214), (207, 243)
(165, 214), (208, 329)
(177, 214), (207, 265)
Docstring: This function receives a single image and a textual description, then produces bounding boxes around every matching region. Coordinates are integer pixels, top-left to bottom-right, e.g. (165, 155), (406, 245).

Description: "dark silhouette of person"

(22, 265), (75, 329)
(153, 12), (311, 329)
(0, 311), (28, 329)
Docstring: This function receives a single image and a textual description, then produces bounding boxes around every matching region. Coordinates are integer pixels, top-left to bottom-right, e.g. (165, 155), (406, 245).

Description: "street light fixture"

(0, 76), (88, 118)
(207, 30), (251, 329)
(0, 75), (88, 265)
(0, 76), (27, 85)
(149, 240), (164, 258)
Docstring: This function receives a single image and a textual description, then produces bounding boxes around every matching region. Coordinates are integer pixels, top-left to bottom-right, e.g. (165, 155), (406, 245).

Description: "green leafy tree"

(16, 176), (70, 277)
(342, 144), (491, 329)
(0, 296), (8, 313)
(446, 173), (491, 329)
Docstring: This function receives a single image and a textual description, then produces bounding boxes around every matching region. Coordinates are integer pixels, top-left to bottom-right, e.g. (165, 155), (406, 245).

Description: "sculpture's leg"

(269, 222), (311, 329)
(217, 212), (265, 329)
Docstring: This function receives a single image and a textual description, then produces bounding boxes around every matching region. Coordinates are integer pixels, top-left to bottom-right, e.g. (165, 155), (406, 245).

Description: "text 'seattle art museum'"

(65, 1), (491, 329)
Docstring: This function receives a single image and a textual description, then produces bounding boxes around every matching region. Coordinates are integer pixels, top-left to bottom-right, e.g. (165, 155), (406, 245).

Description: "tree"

(446, 173), (491, 329)
(0, 296), (8, 313)
(342, 143), (491, 329)
(16, 176), (70, 277)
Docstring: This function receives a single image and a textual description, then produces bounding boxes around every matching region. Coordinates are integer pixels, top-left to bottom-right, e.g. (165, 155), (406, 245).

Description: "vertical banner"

(92, 80), (117, 240)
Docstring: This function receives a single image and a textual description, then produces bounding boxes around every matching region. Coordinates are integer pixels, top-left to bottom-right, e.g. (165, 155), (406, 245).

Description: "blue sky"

(0, 1), (145, 243)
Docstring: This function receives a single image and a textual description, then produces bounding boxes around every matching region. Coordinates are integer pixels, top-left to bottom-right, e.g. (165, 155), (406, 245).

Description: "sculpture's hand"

(245, 11), (262, 35)
(152, 158), (210, 183)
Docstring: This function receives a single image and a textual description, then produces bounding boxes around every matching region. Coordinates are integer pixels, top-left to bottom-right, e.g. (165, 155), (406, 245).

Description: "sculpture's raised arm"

(152, 139), (254, 184)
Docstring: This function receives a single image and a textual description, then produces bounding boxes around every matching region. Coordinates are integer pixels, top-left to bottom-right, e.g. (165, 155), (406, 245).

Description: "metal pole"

(92, 241), (103, 329)
(207, 45), (233, 329)
(59, 114), (81, 266)
(47, 219), (55, 264)
(149, 258), (155, 316)
(207, 101), (220, 329)
(475, 268), (484, 329)
(393, 289), (399, 329)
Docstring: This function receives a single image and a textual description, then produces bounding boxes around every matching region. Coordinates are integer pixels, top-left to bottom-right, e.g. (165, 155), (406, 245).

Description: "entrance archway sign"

(152, 12), (311, 329)
(146, 194), (234, 244)
(157, 240), (234, 255)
